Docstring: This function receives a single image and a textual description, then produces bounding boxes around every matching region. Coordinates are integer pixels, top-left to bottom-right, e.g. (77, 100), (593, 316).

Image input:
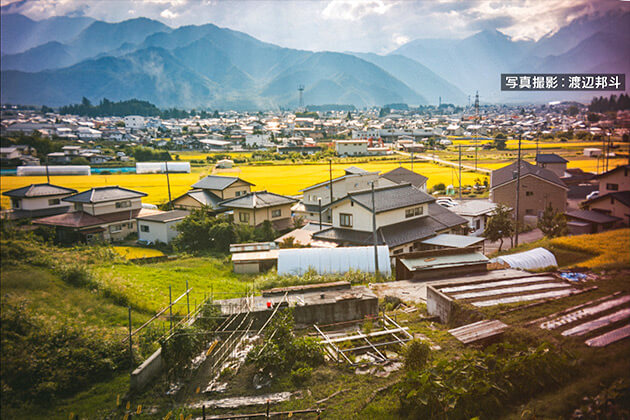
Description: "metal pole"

(411, 150), (414, 172)
(169, 285), (173, 334)
(318, 197), (322, 230)
(458, 145), (462, 200)
(371, 182), (380, 279)
(165, 161), (172, 209)
(128, 307), (133, 373)
(202, 405), (206, 420)
(515, 135), (522, 247)
(602, 134), (606, 173)
(45, 155), (50, 184)
(328, 159), (334, 203)
(186, 280), (190, 316)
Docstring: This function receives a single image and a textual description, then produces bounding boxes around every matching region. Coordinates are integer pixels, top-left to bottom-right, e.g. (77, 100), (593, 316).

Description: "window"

(11, 198), (20, 209)
(235, 191), (242, 197)
(272, 209), (281, 218)
(140, 225), (150, 232)
(239, 212), (250, 223)
(339, 213), (353, 227)
(475, 219), (481, 230)
(116, 200), (132, 209)
(526, 191), (534, 196)
(606, 183), (619, 191)
(109, 224), (123, 233)
(48, 198), (60, 205)
(405, 206), (424, 218)
(74, 203), (83, 211)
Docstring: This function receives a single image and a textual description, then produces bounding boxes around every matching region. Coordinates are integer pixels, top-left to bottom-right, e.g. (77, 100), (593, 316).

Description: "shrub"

(57, 264), (97, 289)
(404, 339), (430, 372)
(290, 363), (313, 386)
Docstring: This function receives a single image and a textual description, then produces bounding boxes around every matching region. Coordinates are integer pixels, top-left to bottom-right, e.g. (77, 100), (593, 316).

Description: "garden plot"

(435, 274), (578, 307)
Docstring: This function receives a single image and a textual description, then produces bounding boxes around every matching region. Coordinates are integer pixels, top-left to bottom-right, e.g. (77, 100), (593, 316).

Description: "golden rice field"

(550, 229), (630, 269)
(112, 246), (165, 260)
(0, 161), (484, 208)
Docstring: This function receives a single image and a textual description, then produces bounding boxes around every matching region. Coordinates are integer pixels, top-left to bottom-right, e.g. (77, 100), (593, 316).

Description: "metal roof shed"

(421, 234), (485, 250)
(494, 247), (557, 270)
(277, 245), (390, 276)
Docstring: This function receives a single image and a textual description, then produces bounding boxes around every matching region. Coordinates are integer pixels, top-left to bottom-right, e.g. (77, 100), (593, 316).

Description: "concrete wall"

(294, 296), (378, 325)
(491, 175), (567, 223)
(130, 347), (163, 391)
(80, 198), (142, 216)
(331, 200), (428, 231)
(15, 194), (73, 211)
(234, 203), (294, 227)
(138, 220), (181, 244)
(426, 285), (453, 324)
(598, 167), (630, 194)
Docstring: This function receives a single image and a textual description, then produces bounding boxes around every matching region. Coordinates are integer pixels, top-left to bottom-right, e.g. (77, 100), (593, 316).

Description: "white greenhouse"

(493, 247), (558, 270)
(135, 162), (191, 174)
(277, 245), (391, 276)
(17, 165), (91, 176)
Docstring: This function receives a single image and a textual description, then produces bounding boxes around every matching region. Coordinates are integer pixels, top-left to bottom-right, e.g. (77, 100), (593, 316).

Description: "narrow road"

(483, 228), (544, 255)
(394, 150), (491, 174)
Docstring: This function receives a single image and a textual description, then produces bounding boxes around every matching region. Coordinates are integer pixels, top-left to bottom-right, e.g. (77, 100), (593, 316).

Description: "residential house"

(137, 210), (189, 244)
(490, 160), (568, 224)
(535, 153), (568, 178)
(312, 183), (468, 255)
(171, 175), (254, 212)
(33, 186), (148, 243)
(124, 115), (146, 130)
(335, 139), (368, 156)
(449, 200), (497, 236)
(294, 166), (380, 222)
(595, 165), (630, 195)
(220, 191), (298, 231)
(379, 167), (428, 191)
(2, 183), (77, 219)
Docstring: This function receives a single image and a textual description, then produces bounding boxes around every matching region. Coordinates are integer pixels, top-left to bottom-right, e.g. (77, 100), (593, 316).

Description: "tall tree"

(483, 204), (514, 251)
(537, 203), (568, 238)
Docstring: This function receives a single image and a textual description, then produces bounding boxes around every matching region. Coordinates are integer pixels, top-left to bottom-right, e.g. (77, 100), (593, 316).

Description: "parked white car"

(586, 191), (599, 200)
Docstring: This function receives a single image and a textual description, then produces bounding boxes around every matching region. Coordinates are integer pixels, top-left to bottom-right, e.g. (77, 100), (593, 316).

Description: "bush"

(404, 339), (430, 372)
(290, 363), (313, 386)
(57, 264), (97, 289)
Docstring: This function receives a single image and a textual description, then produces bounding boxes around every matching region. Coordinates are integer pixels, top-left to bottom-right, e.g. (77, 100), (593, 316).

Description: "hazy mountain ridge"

(1, 11), (628, 108)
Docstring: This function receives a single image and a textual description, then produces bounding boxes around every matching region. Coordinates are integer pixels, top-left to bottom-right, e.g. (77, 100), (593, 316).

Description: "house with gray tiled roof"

(312, 183), (467, 255)
(2, 183), (77, 220)
(172, 175), (254, 212)
(33, 186), (149, 243)
(490, 160), (568, 224)
(219, 191), (298, 231)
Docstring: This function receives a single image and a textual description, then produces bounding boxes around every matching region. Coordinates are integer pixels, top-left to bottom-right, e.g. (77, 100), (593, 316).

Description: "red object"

(267, 301), (272, 308)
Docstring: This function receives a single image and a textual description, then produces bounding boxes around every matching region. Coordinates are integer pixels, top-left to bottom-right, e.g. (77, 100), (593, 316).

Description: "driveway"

(483, 228), (544, 255)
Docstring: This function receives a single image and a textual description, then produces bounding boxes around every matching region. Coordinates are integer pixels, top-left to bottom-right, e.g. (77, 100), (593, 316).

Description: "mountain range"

(1, 11), (628, 109)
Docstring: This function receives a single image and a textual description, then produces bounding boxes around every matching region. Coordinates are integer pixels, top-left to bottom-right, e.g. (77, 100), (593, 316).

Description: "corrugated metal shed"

(494, 247), (558, 270)
(17, 165), (91, 176)
(277, 245), (390, 276)
(136, 162), (191, 174)
(421, 234), (485, 249)
(400, 252), (489, 271)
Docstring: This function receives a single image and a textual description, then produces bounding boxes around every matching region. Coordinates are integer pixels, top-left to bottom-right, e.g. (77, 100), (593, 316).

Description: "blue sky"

(1, 0), (625, 53)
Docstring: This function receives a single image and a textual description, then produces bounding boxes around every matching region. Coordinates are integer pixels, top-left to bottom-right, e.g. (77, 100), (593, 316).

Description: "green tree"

(537, 202), (568, 238)
(70, 157), (90, 165)
(483, 204), (514, 251)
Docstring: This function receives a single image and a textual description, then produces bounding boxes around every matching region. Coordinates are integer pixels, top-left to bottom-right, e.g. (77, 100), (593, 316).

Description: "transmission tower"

(298, 85), (304, 111)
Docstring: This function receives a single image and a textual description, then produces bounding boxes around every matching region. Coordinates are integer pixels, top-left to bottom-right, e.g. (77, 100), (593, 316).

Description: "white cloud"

(322, 0), (394, 21)
(392, 33), (409, 46)
(160, 8), (178, 19)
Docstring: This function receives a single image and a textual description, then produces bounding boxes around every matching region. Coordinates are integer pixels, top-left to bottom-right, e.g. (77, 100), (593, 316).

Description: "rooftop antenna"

(298, 85), (304, 111)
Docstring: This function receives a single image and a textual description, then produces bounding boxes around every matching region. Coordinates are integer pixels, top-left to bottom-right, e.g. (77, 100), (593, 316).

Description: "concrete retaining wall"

(130, 347), (163, 392)
(294, 296), (378, 325)
(426, 285), (453, 324)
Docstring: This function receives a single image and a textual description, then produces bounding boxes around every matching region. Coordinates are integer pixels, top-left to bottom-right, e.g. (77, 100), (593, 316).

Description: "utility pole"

(45, 155), (50, 184)
(458, 145), (462, 200)
(328, 159), (334, 203)
(514, 135), (522, 247)
(410, 150), (414, 172)
(318, 197), (322, 230)
(371, 182), (379, 279)
(165, 161), (172, 209)
(128, 307), (133, 373)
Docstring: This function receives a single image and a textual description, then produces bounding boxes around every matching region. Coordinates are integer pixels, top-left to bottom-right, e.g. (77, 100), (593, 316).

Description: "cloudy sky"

(1, 0), (625, 53)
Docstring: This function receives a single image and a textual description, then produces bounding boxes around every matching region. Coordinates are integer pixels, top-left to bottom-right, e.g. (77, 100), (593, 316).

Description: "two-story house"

(293, 167), (380, 222)
(33, 186), (148, 243)
(379, 167), (428, 191)
(219, 191), (298, 231)
(490, 160), (568, 224)
(535, 153), (568, 178)
(312, 183), (468, 255)
(2, 183), (77, 220)
(571, 165), (630, 229)
(171, 175), (254, 212)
